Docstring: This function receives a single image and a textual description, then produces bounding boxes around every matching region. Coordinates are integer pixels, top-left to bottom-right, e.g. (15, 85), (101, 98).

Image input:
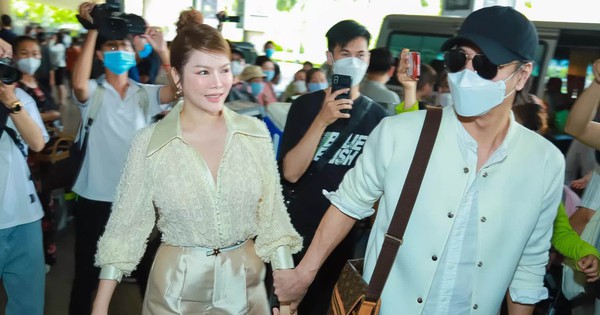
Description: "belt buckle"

(207, 248), (221, 256)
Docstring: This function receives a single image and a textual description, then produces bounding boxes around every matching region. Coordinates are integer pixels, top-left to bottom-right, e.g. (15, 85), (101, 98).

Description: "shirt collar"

(146, 101), (268, 156)
(452, 108), (517, 168)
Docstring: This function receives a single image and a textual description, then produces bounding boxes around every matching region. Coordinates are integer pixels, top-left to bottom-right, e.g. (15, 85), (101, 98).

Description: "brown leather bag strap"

(365, 107), (443, 302)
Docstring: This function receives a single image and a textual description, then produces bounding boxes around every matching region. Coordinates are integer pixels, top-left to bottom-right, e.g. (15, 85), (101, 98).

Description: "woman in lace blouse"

(90, 21), (302, 315)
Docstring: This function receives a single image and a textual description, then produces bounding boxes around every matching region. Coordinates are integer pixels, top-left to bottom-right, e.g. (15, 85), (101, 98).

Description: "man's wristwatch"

(8, 101), (22, 113)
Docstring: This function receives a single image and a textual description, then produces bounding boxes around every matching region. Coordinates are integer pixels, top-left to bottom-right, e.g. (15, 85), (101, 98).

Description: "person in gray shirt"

(359, 47), (400, 115)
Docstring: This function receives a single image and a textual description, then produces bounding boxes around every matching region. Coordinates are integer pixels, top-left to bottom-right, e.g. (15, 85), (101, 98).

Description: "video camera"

(0, 58), (22, 85)
(79, 0), (146, 40)
(216, 11), (240, 23)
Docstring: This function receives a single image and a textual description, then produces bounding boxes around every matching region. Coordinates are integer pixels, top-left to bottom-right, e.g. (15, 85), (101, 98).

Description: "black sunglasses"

(443, 49), (517, 80)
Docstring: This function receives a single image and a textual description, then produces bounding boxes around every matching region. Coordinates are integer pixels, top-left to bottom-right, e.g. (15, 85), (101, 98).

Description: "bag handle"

(365, 107), (442, 303)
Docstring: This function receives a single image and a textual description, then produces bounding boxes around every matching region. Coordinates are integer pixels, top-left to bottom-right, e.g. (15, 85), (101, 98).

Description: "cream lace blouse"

(95, 104), (302, 276)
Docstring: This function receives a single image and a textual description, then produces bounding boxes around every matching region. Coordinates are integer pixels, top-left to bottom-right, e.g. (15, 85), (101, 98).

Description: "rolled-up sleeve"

(509, 151), (565, 304)
(324, 118), (391, 220)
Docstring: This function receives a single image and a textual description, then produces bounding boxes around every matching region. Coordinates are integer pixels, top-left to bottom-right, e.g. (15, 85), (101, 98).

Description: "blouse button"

(473, 304), (479, 310)
(463, 167), (469, 174)
(432, 255), (438, 261)
(480, 216), (487, 223)
(447, 212), (454, 218)
(477, 261), (483, 267)
(417, 297), (423, 303)
(482, 172), (488, 178)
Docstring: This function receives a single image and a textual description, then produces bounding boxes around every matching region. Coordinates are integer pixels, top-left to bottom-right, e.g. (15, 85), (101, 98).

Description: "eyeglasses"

(443, 49), (518, 80)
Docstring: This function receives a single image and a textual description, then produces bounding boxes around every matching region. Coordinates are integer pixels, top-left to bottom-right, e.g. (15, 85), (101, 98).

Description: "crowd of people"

(3, 3), (600, 315)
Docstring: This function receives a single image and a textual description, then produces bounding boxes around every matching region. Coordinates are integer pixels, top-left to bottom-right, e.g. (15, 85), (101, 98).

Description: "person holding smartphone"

(277, 19), (387, 314)
(274, 6), (564, 315)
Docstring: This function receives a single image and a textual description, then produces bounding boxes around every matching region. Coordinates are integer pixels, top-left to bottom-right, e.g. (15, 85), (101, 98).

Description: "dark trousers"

(68, 197), (112, 315)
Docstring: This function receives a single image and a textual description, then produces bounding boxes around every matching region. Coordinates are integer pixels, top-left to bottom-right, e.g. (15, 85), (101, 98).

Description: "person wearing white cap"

(274, 6), (564, 315)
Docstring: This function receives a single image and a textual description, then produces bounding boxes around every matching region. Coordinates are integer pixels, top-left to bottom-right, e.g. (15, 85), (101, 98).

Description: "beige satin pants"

(142, 241), (270, 315)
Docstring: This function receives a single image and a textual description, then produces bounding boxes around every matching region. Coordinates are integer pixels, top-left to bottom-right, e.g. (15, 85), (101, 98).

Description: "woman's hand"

(396, 48), (418, 87)
(578, 254), (600, 282)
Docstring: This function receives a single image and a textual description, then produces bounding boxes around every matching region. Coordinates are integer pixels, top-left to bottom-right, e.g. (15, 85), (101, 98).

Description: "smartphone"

(406, 51), (421, 80)
(331, 74), (352, 113)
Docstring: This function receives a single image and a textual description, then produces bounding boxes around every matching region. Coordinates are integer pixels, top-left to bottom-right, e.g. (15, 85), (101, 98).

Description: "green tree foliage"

(277, 0), (298, 12)
(11, 0), (78, 27)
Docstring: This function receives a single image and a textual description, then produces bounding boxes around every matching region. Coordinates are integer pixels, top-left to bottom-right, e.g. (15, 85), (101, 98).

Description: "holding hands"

(273, 268), (313, 314)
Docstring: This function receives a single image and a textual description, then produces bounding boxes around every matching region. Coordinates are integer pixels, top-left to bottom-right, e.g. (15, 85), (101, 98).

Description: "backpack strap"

(75, 85), (104, 147)
(135, 85), (150, 123)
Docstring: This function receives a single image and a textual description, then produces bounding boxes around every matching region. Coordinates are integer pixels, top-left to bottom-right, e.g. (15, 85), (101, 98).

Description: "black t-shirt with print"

(278, 89), (387, 242)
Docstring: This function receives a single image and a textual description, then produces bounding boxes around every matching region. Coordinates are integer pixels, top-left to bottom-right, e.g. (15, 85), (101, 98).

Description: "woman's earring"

(176, 85), (183, 98)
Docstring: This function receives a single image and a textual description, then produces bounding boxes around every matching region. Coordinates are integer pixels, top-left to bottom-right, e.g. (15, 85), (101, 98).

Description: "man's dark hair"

(417, 64), (437, 91)
(13, 35), (38, 51)
(306, 68), (324, 83)
(36, 31), (48, 43)
(367, 47), (394, 74)
(1, 15), (12, 27)
(325, 20), (371, 52)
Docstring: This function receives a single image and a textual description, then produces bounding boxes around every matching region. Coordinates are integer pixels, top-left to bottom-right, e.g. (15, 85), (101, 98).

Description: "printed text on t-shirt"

(313, 132), (369, 166)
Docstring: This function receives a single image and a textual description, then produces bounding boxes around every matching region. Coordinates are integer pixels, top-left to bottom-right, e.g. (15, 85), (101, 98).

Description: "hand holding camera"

(77, 0), (146, 40)
(0, 38), (12, 59)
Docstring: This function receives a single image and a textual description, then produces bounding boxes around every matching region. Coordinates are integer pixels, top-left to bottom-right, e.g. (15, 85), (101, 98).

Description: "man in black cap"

(273, 6), (564, 315)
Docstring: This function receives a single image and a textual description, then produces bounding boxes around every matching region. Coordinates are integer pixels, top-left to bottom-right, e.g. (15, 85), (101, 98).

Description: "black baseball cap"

(441, 6), (538, 65)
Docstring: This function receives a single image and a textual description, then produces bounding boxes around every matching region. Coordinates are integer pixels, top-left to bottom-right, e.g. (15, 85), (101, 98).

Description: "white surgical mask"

(439, 92), (453, 108)
(17, 57), (41, 75)
(332, 56), (368, 87)
(448, 68), (519, 117)
(231, 60), (245, 76)
(293, 80), (307, 94)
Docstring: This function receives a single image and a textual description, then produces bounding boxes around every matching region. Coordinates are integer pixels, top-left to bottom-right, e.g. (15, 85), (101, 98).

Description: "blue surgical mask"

(250, 82), (265, 97)
(138, 43), (153, 59)
(103, 51), (136, 75)
(308, 82), (328, 92)
(263, 70), (275, 82)
(265, 48), (275, 58)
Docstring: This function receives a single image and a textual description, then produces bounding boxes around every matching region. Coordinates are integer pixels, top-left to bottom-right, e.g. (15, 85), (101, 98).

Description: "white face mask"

(331, 56), (368, 87)
(293, 80), (307, 94)
(448, 68), (520, 117)
(438, 92), (453, 108)
(231, 60), (245, 77)
(17, 57), (41, 75)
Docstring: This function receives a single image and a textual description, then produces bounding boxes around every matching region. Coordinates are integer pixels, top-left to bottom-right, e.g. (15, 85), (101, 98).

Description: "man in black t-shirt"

(277, 20), (387, 315)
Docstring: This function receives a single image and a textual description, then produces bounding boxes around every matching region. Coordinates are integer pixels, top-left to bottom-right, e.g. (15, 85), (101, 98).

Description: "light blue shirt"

(0, 88), (49, 229)
(423, 114), (509, 314)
